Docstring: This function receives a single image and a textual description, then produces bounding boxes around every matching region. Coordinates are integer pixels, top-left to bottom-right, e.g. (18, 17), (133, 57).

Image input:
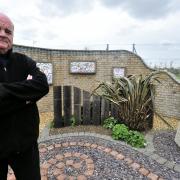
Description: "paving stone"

(97, 145), (105, 150)
(130, 162), (141, 170)
(73, 152), (81, 157)
(150, 154), (160, 161)
(147, 172), (158, 180)
(110, 150), (119, 156)
(78, 142), (84, 146)
(66, 160), (74, 166)
(68, 176), (75, 180)
(55, 154), (64, 160)
(53, 168), (62, 176)
(124, 158), (133, 165)
(48, 158), (57, 165)
(62, 142), (69, 147)
(39, 143), (47, 148)
(40, 168), (48, 176)
(116, 153), (125, 160)
(56, 174), (67, 180)
(175, 122), (180, 147)
(164, 161), (175, 169)
(174, 164), (180, 172)
(86, 158), (93, 164)
(144, 150), (154, 156)
(39, 148), (47, 153)
(41, 162), (51, 169)
(87, 163), (95, 170)
(78, 132), (85, 135)
(47, 145), (54, 150)
(84, 169), (94, 176)
(69, 141), (77, 146)
(73, 162), (82, 169)
(64, 152), (72, 158)
(158, 178), (165, 180)
(56, 162), (65, 169)
(77, 175), (87, 180)
(84, 142), (91, 147)
(138, 167), (150, 176)
(80, 154), (89, 159)
(155, 157), (167, 165)
(55, 143), (62, 148)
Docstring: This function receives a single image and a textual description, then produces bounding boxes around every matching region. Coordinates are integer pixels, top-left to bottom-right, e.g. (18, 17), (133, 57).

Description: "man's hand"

(27, 75), (32, 80)
(26, 75), (32, 104)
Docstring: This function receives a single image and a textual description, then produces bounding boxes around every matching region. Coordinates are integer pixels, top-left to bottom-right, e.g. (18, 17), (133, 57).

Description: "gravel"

(153, 130), (180, 164)
(40, 136), (180, 180)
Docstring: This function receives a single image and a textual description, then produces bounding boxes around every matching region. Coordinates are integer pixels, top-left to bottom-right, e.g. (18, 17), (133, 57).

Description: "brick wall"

(13, 45), (180, 120)
(154, 72), (180, 119)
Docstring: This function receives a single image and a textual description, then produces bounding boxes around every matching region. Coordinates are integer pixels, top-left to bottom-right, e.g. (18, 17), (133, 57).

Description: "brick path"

(8, 140), (164, 180)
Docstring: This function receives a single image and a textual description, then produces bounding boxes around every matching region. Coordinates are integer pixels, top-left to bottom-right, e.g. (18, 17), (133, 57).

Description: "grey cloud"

(100, 0), (180, 19)
(39, 0), (95, 17)
(18, 28), (38, 41)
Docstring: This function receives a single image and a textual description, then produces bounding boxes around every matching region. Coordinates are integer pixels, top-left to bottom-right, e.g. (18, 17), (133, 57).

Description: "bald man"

(0, 13), (49, 180)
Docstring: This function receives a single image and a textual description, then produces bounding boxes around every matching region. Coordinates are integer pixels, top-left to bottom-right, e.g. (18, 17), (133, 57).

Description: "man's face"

(0, 14), (14, 54)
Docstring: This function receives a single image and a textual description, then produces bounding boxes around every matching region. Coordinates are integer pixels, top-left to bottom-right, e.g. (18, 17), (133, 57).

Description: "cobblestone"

(8, 129), (180, 180)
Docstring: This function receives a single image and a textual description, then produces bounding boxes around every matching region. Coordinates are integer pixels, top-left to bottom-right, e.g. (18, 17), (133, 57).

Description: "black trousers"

(0, 142), (41, 180)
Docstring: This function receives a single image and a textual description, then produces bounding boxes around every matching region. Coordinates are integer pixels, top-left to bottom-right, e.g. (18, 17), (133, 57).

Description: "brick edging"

(39, 126), (180, 173)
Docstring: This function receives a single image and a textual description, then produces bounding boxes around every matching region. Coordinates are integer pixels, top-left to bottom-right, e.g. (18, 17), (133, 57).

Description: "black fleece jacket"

(0, 49), (49, 158)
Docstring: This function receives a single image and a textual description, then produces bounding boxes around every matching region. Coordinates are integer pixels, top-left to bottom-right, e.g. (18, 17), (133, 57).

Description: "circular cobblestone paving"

(8, 135), (180, 180)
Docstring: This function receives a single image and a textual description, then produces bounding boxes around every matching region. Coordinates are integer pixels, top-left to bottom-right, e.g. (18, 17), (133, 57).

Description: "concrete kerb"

(38, 125), (180, 173)
(175, 122), (180, 147)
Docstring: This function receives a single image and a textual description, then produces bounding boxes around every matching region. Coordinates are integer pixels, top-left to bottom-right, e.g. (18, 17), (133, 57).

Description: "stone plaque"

(37, 63), (53, 84)
(70, 61), (96, 74)
(113, 67), (125, 78)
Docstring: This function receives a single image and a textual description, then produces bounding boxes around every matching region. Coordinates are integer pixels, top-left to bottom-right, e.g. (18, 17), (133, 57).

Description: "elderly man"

(0, 13), (49, 179)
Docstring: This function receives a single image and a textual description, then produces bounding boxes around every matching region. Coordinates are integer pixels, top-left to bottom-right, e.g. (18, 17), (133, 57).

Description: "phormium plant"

(93, 71), (162, 131)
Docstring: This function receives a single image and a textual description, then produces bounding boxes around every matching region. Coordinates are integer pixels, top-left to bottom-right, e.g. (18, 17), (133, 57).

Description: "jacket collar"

(0, 49), (12, 59)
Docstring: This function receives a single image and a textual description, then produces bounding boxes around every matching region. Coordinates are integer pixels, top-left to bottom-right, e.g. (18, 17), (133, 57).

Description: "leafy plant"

(112, 124), (130, 141)
(112, 123), (146, 148)
(49, 120), (54, 129)
(127, 130), (146, 148)
(93, 71), (162, 131)
(103, 117), (118, 129)
(70, 116), (76, 127)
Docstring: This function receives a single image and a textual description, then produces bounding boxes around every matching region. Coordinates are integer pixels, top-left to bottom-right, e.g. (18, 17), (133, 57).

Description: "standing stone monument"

(175, 122), (180, 147)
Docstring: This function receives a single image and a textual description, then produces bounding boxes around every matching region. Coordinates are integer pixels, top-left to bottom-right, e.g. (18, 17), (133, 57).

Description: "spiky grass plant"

(93, 71), (162, 131)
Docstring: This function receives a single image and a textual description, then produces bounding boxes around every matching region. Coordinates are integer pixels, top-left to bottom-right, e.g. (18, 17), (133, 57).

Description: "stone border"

(175, 122), (180, 147)
(39, 126), (180, 173)
(39, 140), (163, 180)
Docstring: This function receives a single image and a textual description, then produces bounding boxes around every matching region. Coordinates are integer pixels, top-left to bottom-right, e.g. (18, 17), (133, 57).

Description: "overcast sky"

(1, 0), (180, 67)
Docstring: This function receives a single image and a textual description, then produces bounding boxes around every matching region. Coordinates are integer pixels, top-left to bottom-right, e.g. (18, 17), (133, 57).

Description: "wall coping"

(156, 70), (180, 85)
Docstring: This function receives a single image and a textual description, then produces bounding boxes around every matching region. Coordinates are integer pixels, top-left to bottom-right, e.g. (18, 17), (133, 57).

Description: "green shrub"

(103, 117), (118, 129)
(127, 130), (146, 148)
(112, 123), (146, 148)
(49, 120), (54, 129)
(112, 124), (129, 141)
(70, 116), (76, 127)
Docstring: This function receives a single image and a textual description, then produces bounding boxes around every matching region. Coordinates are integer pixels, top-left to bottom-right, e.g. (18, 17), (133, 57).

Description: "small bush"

(112, 124), (129, 141)
(49, 121), (54, 129)
(103, 117), (118, 129)
(127, 130), (146, 148)
(70, 116), (76, 127)
(112, 123), (146, 148)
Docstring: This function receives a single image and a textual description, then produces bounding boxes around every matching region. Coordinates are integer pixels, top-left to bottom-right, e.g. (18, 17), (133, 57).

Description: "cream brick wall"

(13, 45), (180, 120)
